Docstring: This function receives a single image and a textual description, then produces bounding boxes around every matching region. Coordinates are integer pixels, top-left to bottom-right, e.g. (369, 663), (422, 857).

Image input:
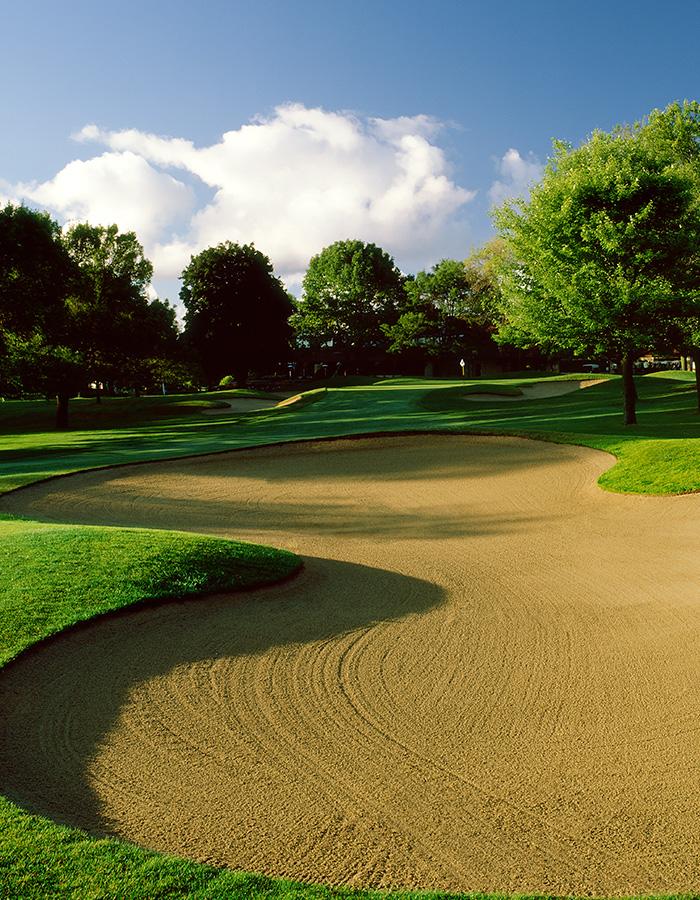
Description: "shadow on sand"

(0, 555), (445, 845)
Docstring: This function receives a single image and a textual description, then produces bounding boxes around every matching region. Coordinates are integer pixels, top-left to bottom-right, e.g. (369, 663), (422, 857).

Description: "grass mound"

(0, 517), (302, 667)
(0, 514), (310, 897)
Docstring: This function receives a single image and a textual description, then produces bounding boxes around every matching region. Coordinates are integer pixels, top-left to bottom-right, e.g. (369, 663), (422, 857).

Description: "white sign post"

(459, 358), (466, 377)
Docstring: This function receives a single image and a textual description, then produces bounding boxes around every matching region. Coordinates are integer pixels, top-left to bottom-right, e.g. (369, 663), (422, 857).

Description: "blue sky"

(1, 0), (698, 300)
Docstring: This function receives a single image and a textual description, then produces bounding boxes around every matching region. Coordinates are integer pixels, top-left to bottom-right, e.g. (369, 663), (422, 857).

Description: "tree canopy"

(493, 103), (700, 424)
(180, 242), (292, 387)
(0, 204), (83, 426)
(0, 203), (73, 338)
(291, 240), (404, 363)
(383, 257), (499, 373)
(63, 223), (156, 399)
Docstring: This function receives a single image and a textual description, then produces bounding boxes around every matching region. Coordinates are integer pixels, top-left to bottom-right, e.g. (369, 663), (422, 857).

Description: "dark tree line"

(0, 206), (178, 427)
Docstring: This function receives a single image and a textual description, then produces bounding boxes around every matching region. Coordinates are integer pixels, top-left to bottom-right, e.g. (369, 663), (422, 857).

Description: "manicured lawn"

(4, 371), (695, 495)
(0, 517), (302, 667)
(1, 372), (699, 898)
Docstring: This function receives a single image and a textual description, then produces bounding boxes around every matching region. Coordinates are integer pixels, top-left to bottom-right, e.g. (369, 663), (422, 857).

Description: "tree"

(0, 204), (73, 336)
(9, 334), (85, 428)
(63, 223), (154, 399)
(180, 242), (292, 388)
(493, 107), (700, 425)
(383, 257), (499, 374)
(291, 240), (404, 367)
(121, 297), (181, 394)
(0, 203), (81, 427)
(640, 101), (700, 409)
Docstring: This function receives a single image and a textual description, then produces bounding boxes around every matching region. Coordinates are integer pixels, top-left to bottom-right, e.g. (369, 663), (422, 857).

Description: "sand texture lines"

(1, 435), (700, 894)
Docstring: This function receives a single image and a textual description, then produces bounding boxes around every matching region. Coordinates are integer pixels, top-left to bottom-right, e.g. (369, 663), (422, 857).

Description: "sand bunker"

(202, 396), (284, 415)
(464, 378), (603, 401)
(1, 435), (700, 895)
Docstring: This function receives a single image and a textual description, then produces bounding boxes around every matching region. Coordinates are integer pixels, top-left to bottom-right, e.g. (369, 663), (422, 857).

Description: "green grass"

(0, 515), (312, 898)
(5, 372), (698, 496)
(2, 371), (700, 897)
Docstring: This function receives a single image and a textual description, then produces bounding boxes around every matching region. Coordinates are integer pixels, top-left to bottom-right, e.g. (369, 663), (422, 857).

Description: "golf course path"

(1, 435), (699, 895)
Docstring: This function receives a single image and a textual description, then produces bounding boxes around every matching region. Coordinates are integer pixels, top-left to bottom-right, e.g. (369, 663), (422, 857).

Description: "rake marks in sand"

(1, 435), (699, 895)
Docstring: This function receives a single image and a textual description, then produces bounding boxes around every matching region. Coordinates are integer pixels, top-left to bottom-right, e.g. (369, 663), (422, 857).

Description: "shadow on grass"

(420, 377), (700, 440)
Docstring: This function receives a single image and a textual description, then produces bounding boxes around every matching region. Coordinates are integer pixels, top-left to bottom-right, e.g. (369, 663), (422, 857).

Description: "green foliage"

(0, 211), (174, 424)
(0, 203), (74, 338)
(384, 258), (499, 363)
(181, 242), (292, 388)
(6, 333), (85, 398)
(494, 123), (700, 360)
(639, 101), (700, 399)
(64, 223), (153, 296)
(0, 204), (87, 422)
(292, 239), (404, 357)
(63, 224), (172, 393)
(493, 102), (700, 424)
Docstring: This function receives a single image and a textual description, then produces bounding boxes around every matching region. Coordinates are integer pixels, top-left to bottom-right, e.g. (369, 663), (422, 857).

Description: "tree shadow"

(0, 556), (445, 844)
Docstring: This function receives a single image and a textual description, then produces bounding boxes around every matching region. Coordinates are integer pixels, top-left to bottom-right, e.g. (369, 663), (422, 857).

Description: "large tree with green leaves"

(63, 223), (154, 399)
(0, 203), (84, 427)
(0, 204), (73, 337)
(292, 240), (404, 365)
(494, 103), (700, 424)
(180, 242), (292, 388)
(383, 256), (499, 374)
(640, 101), (700, 408)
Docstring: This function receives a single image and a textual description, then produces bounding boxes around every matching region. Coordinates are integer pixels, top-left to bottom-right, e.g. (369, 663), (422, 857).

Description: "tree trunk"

(234, 367), (248, 389)
(621, 354), (637, 425)
(56, 392), (70, 430)
(692, 349), (700, 413)
(95, 381), (101, 404)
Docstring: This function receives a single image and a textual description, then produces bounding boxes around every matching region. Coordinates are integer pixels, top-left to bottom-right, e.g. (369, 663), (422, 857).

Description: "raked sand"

(1, 435), (699, 895)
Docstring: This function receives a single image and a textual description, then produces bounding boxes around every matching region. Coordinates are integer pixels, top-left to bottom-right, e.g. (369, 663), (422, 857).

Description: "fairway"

(1, 434), (699, 896)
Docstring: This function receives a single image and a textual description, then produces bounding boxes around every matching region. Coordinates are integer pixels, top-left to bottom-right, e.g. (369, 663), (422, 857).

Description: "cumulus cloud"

(2, 105), (478, 297)
(488, 148), (543, 207)
(13, 152), (194, 246)
(67, 104), (475, 286)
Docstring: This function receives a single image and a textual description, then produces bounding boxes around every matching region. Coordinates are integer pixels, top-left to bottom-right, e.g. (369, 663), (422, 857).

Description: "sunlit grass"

(2, 374), (699, 495)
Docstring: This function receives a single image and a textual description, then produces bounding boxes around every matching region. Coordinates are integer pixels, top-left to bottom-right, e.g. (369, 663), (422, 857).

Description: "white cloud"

(488, 148), (543, 207)
(6, 104), (477, 293)
(14, 152), (194, 246)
